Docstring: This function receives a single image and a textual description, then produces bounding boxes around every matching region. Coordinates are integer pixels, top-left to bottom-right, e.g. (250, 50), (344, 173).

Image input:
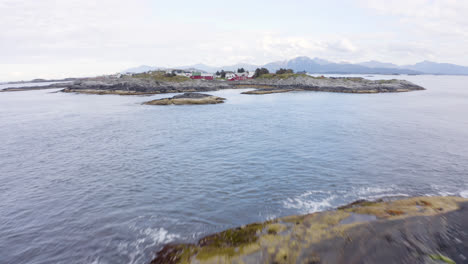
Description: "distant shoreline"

(7, 72), (468, 86)
(1, 73), (425, 96)
(3, 77), (81, 85)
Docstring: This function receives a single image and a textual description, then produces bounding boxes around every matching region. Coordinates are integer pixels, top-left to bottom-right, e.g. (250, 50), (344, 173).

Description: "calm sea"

(1, 75), (467, 263)
(0, 81), (70, 91)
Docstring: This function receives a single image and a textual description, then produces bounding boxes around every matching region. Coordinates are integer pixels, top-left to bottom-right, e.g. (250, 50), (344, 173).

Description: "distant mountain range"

(122, 63), (258, 74)
(123, 57), (468, 75)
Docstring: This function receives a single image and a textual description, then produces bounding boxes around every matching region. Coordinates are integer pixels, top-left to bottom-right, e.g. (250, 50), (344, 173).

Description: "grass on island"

(255, 73), (311, 79)
(253, 74), (401, 85)
(132, 71), (191, 82)
(376, 79), (400, 84)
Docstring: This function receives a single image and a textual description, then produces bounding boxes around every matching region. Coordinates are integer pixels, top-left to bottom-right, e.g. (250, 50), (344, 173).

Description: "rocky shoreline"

(0, 82), (69, 92)
(151, 196), (468, 264)
(2, 74), (425, 95)
(143, 93), (225, 105)
(239, 76), (424, 94)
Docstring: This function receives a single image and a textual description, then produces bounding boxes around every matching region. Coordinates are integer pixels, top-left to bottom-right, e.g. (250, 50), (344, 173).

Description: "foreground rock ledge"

(143, 93), (225, 105)
(151, 196), (468, 264)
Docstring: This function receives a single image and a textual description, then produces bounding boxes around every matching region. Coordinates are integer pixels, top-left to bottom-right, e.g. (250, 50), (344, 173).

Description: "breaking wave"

(118, 227), (180, 264)
(283, 185), (409, 214)
(461, 190), (468, 198)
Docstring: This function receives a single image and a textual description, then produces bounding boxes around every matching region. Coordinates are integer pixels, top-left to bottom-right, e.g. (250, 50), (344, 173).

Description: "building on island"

(226, 71), (254, 81)
(190, 72), (214, 80)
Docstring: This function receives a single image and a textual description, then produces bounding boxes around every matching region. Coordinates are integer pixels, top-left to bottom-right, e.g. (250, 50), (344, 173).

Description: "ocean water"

(0, 75), (467, 264)
(0, 81), (70, 90)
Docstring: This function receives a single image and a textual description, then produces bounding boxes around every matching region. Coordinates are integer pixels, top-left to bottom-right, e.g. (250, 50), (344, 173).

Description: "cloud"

(1, 0), (468, 81)
(360, 0), (468, 37)
(358, 0), (468, 63)
(327, 39), (358, 53)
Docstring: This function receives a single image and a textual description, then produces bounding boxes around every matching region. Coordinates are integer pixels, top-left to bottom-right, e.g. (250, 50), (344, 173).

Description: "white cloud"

(1, 0), (468, 81)
(358, 0), (468, 64)
(327, 39), (358, 53)
(360, 0), (468, 37)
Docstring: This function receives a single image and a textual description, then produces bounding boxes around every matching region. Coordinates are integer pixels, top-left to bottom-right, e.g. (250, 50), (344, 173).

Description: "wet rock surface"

(151, 196), (468, 264)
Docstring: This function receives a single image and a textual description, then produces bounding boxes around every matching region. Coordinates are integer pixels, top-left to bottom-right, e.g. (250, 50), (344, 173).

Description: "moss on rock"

(152, 196), (468, 264)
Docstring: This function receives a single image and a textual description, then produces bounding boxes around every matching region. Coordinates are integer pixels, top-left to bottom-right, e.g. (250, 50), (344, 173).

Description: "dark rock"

(150, 197), (468, 264)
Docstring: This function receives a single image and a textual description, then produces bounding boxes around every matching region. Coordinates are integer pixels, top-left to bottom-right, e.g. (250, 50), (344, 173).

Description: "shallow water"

(1, 75), (468, 264)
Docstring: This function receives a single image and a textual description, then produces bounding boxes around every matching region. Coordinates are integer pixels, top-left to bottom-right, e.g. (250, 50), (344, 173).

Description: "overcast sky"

(1, 0), (468, 81)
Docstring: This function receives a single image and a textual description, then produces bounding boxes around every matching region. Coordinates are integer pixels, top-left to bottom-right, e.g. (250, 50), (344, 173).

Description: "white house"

(224, 73), (236, 79)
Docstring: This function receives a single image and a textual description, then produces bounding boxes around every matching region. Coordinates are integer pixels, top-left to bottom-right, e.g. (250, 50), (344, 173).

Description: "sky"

(1, 0), (468, 81)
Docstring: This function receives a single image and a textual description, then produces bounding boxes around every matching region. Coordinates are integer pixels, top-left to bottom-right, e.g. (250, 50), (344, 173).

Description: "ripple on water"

(1, 76), (468, 264)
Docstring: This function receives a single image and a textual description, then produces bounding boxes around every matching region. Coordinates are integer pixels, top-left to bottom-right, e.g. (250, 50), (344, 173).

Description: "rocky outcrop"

(239, 76), (425, 94)
(143, 93), (225, 105)
(61, 76), (231, 95)
(4, 74), (425, 95)
(63, 75), (423, 95)
(151, 196), (468, 264)
(0, 82), (69, 92)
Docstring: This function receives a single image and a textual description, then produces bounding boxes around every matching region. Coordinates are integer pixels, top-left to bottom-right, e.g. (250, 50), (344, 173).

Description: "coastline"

(1, 74), (425, 95)
(2, 74), (468, 264)
(151, 196), (468, 264)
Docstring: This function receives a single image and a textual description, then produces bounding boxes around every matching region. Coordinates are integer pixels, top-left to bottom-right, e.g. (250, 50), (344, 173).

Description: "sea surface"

(1, 75), (467, 264)
(0, 81), (70, 90)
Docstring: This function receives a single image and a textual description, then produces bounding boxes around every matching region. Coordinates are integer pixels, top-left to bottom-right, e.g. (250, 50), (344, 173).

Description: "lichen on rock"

(151, 196), (468, 264)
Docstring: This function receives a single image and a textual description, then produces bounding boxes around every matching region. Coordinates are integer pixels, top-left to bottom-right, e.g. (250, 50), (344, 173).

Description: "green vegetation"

(194, 222), (269, 261)
(343, 77), (364, 82)
(253, 67), (270, 78)
(237, 68), (245, 73)
(275, 68), (294, 74)
(342, 197), (464, 219)
(256, 73), (308, 79)
(430, 254), (456, 264)
(151, 244), (197, 264)
(219, 70), (226, 78)
(377, 79), (399, 84)
(152, 196), (467, 264)
(199, 222), (266, 247)
(133, 71), (190, 82)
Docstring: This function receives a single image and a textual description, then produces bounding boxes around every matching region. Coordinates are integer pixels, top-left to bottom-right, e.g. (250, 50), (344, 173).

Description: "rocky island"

(239, 74), (423, 94)
(152, 196), (468, 264)
(62, 72), (424, 95)
(143, 93), (225, 105)
(4, 71), (425, 96)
